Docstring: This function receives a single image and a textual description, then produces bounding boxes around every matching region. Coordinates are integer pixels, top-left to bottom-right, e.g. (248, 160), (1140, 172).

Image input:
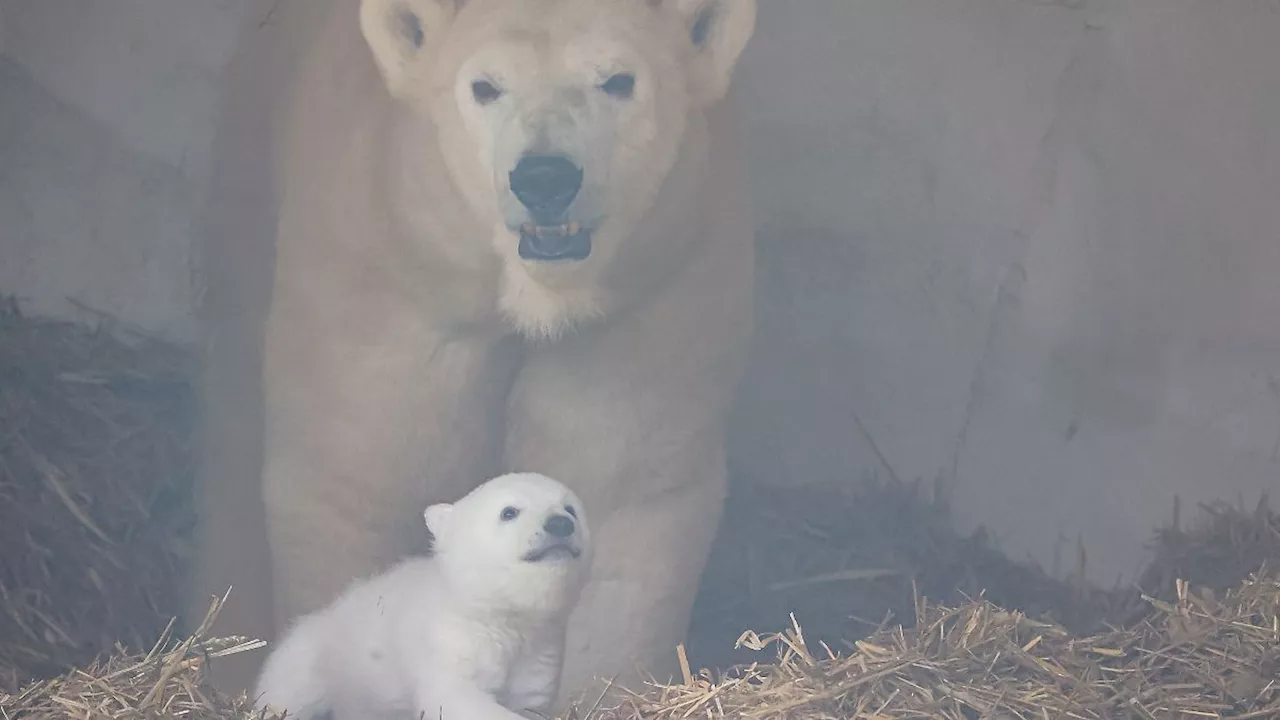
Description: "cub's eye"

(563, 505), (578, 519)
(600, 73), (636, 100)
(471, 80), (504, 105)
(500, 506), (520, 522)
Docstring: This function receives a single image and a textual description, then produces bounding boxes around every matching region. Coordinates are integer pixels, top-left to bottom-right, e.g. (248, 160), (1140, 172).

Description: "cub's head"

(359, 0), (756, 339)
(425, 472), (591, 616)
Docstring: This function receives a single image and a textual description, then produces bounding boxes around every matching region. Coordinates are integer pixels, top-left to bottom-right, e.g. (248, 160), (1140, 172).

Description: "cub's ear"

(663, 0), (757, 105)
(359, 0), (460, 97)
(423, 502), (454, 539)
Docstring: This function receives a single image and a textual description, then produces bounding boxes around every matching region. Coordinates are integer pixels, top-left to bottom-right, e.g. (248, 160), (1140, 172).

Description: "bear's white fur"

(253, 472), (591, 720)
(189, 0), (756, 705)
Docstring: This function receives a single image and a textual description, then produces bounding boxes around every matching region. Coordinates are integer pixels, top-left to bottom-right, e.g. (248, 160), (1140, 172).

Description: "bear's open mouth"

(522, 542), (582, 563)
(518, 222), (592, 263)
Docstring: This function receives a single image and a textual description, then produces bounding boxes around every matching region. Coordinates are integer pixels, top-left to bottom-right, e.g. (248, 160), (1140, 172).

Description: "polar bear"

(252, 473), (591, 720)
(189, 0), (757, 706)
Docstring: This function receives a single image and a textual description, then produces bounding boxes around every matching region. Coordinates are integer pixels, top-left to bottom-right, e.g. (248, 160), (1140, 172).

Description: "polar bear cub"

(253, 472), (592, 720)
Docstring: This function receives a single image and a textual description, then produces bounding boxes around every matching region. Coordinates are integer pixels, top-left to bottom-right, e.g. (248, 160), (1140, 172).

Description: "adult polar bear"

(188, 0), (757, 706)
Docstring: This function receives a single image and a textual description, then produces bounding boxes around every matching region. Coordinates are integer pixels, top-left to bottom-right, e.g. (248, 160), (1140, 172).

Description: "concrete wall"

(731, 0), (1280, 585)
(0, 0), (252, 340)
(2, 0), (1278, 586)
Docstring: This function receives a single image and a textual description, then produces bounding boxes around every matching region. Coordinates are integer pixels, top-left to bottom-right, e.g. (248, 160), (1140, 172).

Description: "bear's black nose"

(509, 154), (583, 224)
(543, 513), (575, 539)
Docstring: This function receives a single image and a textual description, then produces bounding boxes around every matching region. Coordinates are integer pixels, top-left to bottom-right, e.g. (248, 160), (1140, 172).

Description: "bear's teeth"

(521, 223), (582, 238)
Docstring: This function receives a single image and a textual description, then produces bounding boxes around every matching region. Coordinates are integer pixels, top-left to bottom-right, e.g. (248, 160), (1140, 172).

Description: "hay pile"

(686, 476), (1280, 673)
(685, 477), (1136, 673)
(4, 300), (1280, 719)
(0, 595), (267, 720)
(0, 299), (197, 693)
(8, 554), (1280, 719)
(604, 570), (1280, 719)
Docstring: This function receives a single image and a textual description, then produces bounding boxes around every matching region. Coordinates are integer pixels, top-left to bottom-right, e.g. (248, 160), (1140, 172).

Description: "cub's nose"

(543, 513), (576, 539)
(509, 154), (583, 224)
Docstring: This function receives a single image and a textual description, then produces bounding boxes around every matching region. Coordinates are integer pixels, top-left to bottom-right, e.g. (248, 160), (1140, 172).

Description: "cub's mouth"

(518, 222), (592, 263)
(522, 540), (582, 563)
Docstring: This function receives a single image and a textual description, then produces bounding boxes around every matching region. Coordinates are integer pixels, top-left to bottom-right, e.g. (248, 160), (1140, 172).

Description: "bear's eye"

(564, 505), (578, 519)
(471, 80), (504, 105)
(599, 73), (636, 100)
(499, 506), (520, 522)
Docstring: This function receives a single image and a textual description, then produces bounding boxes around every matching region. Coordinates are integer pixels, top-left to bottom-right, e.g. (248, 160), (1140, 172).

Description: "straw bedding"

(0, 299), (197, 695)
(3, 300), (1280, 719)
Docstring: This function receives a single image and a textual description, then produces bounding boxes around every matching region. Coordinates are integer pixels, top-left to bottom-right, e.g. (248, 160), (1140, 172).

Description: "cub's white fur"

(253, 473), (591, 720)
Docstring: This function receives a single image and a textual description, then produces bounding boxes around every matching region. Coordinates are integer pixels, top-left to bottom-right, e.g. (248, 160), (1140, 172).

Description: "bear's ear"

(423, 502), (454, 538)
(662, 0), (757, 106)
(359, 0), (461, 98)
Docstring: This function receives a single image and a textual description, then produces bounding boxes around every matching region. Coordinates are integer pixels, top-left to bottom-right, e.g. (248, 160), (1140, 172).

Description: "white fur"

(253, 473), (591, 720)
(360, 0), (756, 339)
(189, 0), (757, 706)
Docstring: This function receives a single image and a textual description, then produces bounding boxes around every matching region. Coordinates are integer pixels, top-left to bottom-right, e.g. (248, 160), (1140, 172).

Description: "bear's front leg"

(504, 353), (734, 708)
(260, 311), (515, 627)
(559, 458), (726, 707)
